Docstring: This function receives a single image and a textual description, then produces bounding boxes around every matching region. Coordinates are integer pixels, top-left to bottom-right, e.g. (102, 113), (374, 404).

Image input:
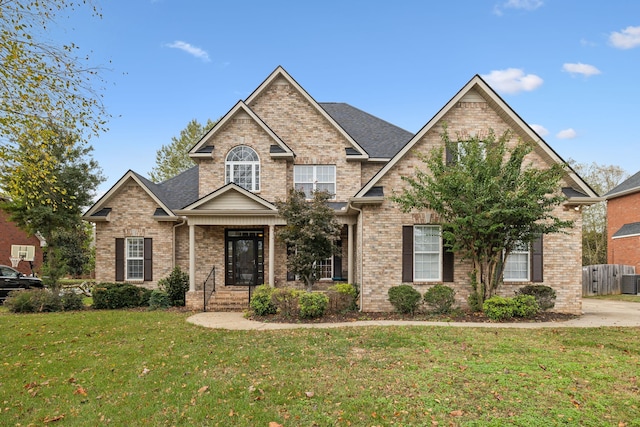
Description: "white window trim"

(293, 165), (336, 199)
(317, 257), (333, 281)
(414, 225), (442, 282)
(125, 237), (144, 281)
(503, 242), (530, 282)
(225, 146), (261, 192)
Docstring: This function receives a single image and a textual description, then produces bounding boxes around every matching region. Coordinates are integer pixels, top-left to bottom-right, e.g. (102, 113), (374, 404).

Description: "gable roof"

(319, 103), (412, 159)
(244, 66), (369, 159)
(612, 221), (640, 239)
(354, 74), (599, 202)
(176, 183), (277, 213)
(604, 169), (640, 200)
(189, 101), (294, 159)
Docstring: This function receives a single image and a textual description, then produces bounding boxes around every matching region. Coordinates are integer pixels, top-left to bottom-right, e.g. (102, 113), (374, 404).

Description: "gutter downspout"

(347, 201), (364, 312)
(173, 217), (187, 268)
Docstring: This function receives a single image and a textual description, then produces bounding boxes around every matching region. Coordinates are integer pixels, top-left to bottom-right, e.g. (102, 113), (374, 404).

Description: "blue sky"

(55, 0), (640, 195)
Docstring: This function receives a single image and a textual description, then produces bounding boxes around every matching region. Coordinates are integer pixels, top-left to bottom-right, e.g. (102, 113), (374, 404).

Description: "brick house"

(604, 170), (640, 271)
(83, 67), (598, 314)
(0, 196), (45, 275)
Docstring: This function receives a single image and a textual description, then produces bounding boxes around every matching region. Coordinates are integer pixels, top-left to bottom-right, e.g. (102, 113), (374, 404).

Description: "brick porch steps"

(206, 286), (251, 312)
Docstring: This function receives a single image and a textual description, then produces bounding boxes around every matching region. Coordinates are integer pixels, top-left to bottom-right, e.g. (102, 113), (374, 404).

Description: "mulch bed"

(249, 310), (578, 324)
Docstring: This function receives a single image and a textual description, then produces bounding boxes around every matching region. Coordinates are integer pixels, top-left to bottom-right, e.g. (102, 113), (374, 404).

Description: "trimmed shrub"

(149, 290), (171, 310)
(4, 290), (35, 313)
(60, 291), (85, 311)
(483, 296), (515, 321)
(327, 283), (358, 313)
(513, 294), (539, 318)
(388, 285), (421, 314)
(515, 285), (556, 311)
(158, 267), (189, 306)
(92, 283), (151, 309)
(423, 284), (456, 314)
(299, 292), (329, 319)
(249, 285), (277, 316)
(467, 292), (483, 312)
(271, 287), (303, 317)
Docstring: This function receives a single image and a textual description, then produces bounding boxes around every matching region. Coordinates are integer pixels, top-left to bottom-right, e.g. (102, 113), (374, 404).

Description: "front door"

(225, 230), (264, 286)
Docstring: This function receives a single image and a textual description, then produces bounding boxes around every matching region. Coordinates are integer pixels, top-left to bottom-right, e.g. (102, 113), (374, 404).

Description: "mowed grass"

(1, 310), (639, 426)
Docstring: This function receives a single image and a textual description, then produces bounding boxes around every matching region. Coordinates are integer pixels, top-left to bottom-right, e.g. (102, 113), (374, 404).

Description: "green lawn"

(1, 310), (638, 426)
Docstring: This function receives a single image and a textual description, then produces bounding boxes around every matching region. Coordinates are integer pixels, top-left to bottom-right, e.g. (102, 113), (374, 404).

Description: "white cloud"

(481, 68), (543, 94)
(530, 124), (548, 136)
(493, 0), (543, 15)
(165, 40), (210, 62)
(556, 128), (577, 139)
(610, 26), (640, 49)
(562, 62), (601, 77)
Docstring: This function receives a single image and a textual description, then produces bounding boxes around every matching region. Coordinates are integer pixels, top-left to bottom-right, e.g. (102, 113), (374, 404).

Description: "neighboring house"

(83, 66), (598, 314)
(604, 170), (640, 272)
(0, 196), (45, 275)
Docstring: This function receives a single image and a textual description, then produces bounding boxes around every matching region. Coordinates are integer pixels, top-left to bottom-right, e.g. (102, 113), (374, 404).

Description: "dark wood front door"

(225, 230), (264, 286)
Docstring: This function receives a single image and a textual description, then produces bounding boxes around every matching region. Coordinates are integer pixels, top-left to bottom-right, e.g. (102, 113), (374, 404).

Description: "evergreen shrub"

(388, 285), (421, 314)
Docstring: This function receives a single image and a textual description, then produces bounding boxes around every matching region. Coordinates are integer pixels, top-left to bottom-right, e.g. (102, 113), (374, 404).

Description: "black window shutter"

(115, 238), (124, 281)
(144, 238), (153, 281)
(443, 249), (454, 282)
(445, 145), (454, 165)
(333, 239), (343, 280)
(402, 226), (413, 282)
(531, 235), (543, 282)
(286, 244), (295, 281)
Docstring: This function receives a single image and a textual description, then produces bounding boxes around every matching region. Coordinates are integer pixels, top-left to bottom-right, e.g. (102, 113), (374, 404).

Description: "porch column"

(189, 223), (196, 292)
(348, 223), (354, 284)
(269, 224), (275, 287)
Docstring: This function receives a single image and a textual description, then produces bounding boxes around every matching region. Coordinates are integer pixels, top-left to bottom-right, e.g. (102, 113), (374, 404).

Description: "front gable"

(176, 183), (277, 214)
(354, 75), (598, 204)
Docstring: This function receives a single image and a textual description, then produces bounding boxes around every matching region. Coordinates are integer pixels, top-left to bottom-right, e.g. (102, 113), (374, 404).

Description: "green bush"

(327, 283), (358, 313)
(158, 267), (189, 306)
(60, 291), (85, 311)
(299, 292), (329, 319)
(92, 283), (151, 309)
(149, 290), (171, 310)
(467, 292), (483, 312)
(423, 284), (456, 314)
(249, 285), (277, 316)
(271, 287), (302, 317)
(388, 285), (421, 314)
(4, 290), (35, 313)
(513, 294), (539, 318)
(483, 296), (515, 321)
(515, 285), (556, 311)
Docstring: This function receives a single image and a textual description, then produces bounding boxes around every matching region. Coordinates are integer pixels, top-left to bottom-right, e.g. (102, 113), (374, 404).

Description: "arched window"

(225, 146), (260, 191)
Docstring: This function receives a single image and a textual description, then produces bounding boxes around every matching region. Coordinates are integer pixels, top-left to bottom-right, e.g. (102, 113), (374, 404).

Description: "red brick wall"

(607, 191), (640, 271)
(0, 209), (44, 275)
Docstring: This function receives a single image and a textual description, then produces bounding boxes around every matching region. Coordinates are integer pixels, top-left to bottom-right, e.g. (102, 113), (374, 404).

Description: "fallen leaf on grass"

(305, 391), (314, 398)
(450, 410), (463, 417)
(198, 386), (209, 395)
(269, 423), (283, 427)
(73, 387), (88, 396)
(43, 414), (65, 423)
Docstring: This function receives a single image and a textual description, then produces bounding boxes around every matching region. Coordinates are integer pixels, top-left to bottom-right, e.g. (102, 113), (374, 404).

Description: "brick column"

(269, 224), (275, 286)
(348, 223), (354, 284)
(189, 224), (195, 292)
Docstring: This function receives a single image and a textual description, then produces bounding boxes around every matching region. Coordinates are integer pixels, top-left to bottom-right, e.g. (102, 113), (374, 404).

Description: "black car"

(0, 265), (44, 302)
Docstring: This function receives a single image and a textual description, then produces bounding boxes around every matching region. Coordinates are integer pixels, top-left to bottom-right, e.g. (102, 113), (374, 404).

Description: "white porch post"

(189, 223), (196, 292)
(348, 223), (354, 284)
(269, 224), (275, 286)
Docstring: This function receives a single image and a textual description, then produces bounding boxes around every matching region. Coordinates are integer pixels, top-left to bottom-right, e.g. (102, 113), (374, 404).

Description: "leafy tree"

(48, 223), (95, 278)
(568, 160), (628, 265)
(0, 0), (108, 167)
(149, 118), (217, 182)
(275, 189), (342, 291)
(391, 127), (572, 307)
(0, 125), (104, 285)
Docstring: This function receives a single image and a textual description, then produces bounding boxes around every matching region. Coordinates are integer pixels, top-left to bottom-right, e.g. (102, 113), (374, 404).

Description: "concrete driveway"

(187, 298), (640, 330)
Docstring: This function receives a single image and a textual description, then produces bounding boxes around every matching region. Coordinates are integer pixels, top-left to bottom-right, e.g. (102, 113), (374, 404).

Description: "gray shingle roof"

(319, 103), (412, 158)
(605, 169), (640, 199)
(613, 221), (640, 238)
(133, 166), (199, 211)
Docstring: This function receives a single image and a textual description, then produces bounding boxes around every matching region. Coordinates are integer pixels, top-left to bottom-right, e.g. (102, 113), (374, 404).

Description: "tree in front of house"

(568, 159), (628, 266)
(0, 125), (104, 285)
(276, 189), (342, 292)
(391, 127), (572, 308)
(148, 118), (217, 183)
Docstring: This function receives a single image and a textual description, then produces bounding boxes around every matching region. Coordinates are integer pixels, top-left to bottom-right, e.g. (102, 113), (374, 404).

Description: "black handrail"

(203, 266), (215, 312)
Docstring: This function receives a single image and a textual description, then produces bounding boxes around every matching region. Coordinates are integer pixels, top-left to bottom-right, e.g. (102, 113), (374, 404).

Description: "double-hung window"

(126, 237), (144, 281)
(504, 241), (530, 281)
(414, 225), (441, 281)
(293, 165), (336, 199)
(225, 146), (260, 192)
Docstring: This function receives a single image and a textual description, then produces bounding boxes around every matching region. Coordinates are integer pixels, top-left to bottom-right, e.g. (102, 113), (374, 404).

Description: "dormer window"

(226, 146), (260, 192)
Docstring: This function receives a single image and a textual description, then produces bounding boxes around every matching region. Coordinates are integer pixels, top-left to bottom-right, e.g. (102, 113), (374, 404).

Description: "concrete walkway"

(186, 299), (640, 330)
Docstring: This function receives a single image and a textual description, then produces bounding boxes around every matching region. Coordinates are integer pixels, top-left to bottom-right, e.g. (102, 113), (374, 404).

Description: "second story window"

(226, 146), (260, 192)
(294, 165), (336, 199)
